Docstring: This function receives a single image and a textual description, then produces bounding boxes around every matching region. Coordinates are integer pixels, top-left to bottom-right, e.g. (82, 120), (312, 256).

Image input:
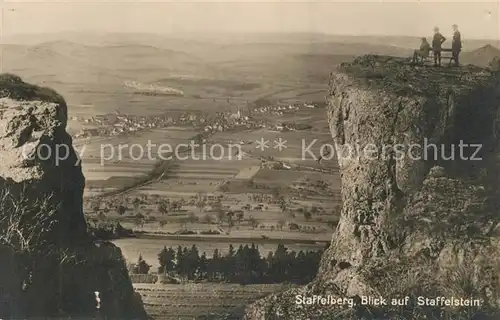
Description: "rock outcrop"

(244, 56), (500, 319)
(0, 74), (87, 242)
(0, 74), (147, 319)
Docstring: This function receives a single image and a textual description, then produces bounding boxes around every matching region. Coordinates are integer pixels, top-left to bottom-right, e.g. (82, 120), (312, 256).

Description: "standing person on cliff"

(432, 27), (446, 66)
(451, 24), (462, 66)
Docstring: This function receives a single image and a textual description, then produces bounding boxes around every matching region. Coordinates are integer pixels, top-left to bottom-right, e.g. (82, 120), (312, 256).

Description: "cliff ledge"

(244, 55), (500, 319)
(0, 74), (147, 319)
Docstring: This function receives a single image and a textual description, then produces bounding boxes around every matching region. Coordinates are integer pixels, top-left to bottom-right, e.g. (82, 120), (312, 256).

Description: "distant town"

(73, 102), (320, 139)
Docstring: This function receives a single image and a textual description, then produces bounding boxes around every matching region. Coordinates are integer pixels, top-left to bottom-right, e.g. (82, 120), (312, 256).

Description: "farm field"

(134, 147), (262, 196)
(220, 167), (340, 199)
(234, 166), (261, 180)
(210, 128), (339, 171)
(115, 215), (336, 239)
(134, 283), (296, 319)
(93, 159), (341, 224)
(79, 126), (199, 194)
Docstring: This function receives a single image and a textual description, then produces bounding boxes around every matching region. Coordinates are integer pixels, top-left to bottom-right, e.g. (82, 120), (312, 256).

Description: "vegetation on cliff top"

(336, 55), (494, 98)
(0, 74), (66, 105)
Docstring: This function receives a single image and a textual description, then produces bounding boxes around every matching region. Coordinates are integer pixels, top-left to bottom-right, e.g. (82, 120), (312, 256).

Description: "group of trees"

(129, 254), (152, 274)
(154, 243), (326, 284)
(88, 195), (185, 219)
(87, 221), (134, 240)
(87, 190), (341, 236)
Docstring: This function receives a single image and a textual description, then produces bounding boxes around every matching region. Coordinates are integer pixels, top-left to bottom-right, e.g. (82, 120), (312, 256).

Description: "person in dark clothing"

(412, 37), (431, 64)
(451, 24), (462, 66)
(432, 27), (446, 66)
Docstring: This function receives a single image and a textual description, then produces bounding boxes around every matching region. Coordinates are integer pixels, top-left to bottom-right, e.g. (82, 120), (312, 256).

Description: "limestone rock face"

(0, 75), (86, 240)
(244, 56), (500, 319)
(0, 74), (147, 319)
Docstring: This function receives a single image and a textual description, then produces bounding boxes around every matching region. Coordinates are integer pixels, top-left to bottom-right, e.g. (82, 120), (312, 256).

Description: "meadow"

(80, 126), (199, 193)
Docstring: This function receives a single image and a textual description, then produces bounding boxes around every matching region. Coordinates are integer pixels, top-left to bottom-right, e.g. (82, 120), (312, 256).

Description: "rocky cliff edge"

(0, 74), (147, 319)
(244, 55), (500, 319)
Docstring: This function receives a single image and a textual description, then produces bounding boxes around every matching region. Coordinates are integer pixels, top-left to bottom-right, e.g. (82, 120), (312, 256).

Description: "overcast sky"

(2, 0), (500, 39)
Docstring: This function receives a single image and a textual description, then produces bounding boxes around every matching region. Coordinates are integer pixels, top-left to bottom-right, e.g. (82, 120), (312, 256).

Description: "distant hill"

(4, 34), (496, 102)
(461, 44), (500, 67)
(29, 40), (203, 68)
(0, 40), (216, 86)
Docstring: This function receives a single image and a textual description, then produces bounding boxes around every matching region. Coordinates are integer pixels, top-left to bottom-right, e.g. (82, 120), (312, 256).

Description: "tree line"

(149, 243), (327, 284)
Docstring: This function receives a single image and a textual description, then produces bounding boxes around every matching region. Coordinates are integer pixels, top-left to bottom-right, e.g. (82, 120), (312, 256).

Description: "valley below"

(3, 30), (500, 319)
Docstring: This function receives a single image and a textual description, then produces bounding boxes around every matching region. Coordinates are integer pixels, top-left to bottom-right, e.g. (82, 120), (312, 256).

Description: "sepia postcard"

(0, 1), (499, 319)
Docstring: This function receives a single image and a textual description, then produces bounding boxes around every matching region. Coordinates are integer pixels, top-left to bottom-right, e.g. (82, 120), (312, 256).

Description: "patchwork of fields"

(134, 283), (296, 319)
(79, 127), (199, 193)
(69, 62), (341, 319)
(83, 123), (342, 251)
(211, 128), (340, 172)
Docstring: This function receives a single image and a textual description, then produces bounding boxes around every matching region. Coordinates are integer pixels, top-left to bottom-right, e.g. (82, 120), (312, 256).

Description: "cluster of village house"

(73, 103), (317, 139)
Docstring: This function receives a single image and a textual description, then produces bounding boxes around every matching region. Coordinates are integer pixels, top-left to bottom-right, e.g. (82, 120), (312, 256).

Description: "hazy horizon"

(1, 1), (499, 40)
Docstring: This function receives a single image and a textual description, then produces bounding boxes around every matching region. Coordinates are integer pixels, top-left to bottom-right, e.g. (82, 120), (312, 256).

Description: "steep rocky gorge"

(244, 55), (500, 319)
(0, 74), (147, 319)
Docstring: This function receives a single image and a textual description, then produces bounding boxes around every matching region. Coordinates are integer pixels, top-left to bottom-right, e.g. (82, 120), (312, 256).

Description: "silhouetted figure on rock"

(451, 24), (462, 66)
(432, 27), (446, 66)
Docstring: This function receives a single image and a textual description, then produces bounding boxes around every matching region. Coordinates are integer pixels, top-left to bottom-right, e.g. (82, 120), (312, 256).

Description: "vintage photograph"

(0, 1), (499, 319)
